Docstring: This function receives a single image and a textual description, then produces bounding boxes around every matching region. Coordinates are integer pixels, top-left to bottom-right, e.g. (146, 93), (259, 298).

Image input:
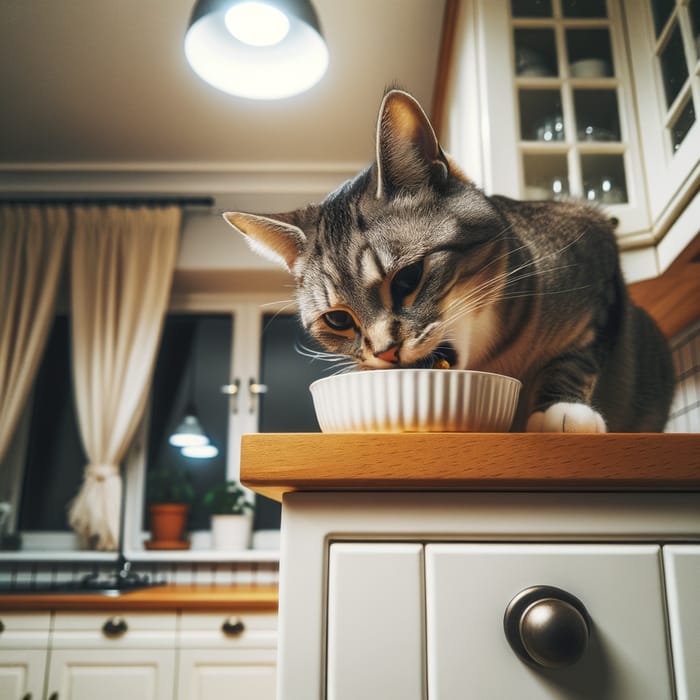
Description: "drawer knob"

(102, 617), (128, 638)
(504, 585), (590, 668)
(221, 618), (245, 636)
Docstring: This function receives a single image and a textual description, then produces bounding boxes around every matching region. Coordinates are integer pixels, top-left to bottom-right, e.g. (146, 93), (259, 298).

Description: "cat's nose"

(375, 343), (401, 364)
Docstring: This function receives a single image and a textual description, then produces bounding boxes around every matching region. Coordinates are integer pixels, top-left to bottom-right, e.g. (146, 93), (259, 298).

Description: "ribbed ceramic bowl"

(309, 369), (522, 433)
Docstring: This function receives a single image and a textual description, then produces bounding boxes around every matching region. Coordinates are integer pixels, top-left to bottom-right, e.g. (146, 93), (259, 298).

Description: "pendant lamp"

(168, 404), (209, 447)
(184, 0), (329, 99)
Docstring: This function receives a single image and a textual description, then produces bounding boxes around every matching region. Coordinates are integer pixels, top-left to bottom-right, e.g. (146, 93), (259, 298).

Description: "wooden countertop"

(241, 433), (700, 502)
(0, 584), (278, 612)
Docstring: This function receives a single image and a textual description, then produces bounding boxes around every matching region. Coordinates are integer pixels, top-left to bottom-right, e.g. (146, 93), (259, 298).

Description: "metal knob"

(221, 618), (245, 636)
(504, 585), (590, 668)
(102, 617), (128, 638)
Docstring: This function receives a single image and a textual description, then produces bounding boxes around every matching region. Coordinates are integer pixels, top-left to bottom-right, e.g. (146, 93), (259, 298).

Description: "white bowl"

(570, 58), (610, 78)
(310, 369), (522, 433)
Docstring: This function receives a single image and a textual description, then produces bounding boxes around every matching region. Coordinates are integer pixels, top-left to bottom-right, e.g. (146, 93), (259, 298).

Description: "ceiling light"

(168, 411), (210, 447)
(184, 0), (329, 100)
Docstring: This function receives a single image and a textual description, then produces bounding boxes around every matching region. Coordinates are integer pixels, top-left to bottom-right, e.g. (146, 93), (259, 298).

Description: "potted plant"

(145, 465), (195, 549)
(203, 481), (254, 550)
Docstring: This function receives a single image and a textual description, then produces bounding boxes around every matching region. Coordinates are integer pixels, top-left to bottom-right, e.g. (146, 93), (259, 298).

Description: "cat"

(223, 89), (674, 432)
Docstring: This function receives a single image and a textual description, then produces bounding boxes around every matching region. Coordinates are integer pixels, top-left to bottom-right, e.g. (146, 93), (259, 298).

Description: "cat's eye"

(322, 310), (355, 332)
(391, 260), (424, 299)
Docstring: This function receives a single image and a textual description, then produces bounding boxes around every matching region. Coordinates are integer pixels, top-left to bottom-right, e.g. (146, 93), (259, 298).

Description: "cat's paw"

(526, 402), (607, 433)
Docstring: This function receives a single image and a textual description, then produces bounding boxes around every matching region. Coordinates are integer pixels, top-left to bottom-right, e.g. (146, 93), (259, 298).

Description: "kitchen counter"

(240, 433), (700, 501)
(0, 584), (278, 612)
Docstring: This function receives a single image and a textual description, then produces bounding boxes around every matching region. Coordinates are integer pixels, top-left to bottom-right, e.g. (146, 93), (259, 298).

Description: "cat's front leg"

(526, 402), (606, 432)
(526, 353), (607, 433)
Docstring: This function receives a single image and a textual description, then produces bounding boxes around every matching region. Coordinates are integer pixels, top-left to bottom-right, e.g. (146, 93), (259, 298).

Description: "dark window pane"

(19, 316), (86, 531)
(511, 0), (552, 18)
(574, 89), (621, 141)
(660, 24), (690, 107)
(651, 0), (676, 37)
(690, 0), (700, 59)
(144, 314), (231, 531)
(255, 313), (327, 531)
(514, 28), (558, 77)
(567, 29), (614, 77)
(522, 154), (569, 200)
(562, 0), (607, 18)
(671, 98), (696, 152)
(518, 89), (564, 140)
(581, 154), (628, 204)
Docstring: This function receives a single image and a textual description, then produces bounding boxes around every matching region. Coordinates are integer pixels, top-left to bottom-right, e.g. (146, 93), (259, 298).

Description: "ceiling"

(0, 0), (447, 206)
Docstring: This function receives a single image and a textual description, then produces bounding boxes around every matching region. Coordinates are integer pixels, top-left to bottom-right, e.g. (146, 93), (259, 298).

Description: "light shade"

(184, 0), (329, 99)
(181, 443), (220, 459)
(168, 413), (210, 447)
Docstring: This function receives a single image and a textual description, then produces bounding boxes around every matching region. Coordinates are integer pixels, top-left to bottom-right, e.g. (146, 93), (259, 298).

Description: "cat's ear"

(223, 211), (306, 273)
(375, 89), (448, 198)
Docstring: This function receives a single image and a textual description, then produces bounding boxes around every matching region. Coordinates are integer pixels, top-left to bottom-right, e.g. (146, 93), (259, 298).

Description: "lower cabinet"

(177, 612), (277, 700)
(0, 610), (277, 700)
(0, 612), (50, 700)
(325, 540), (697, 700)
(46, 612), (177, 700)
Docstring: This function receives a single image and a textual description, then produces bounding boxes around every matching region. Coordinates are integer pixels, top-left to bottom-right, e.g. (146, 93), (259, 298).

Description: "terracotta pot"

(149, 503), (189, 543)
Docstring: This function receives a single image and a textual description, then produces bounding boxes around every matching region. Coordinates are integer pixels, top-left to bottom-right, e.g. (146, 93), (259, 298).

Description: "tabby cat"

(224, 89), (674, 432)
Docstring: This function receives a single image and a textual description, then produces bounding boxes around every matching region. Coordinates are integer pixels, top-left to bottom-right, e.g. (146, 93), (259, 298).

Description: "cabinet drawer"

(425, 543), (672, 700)
(52, 611), (177, 648)
(179, 611), (277, 649)
(0, 611), (51, 648)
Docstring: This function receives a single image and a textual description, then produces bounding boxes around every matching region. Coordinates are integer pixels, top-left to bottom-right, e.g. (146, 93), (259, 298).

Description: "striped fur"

(224, 90), (674, 432)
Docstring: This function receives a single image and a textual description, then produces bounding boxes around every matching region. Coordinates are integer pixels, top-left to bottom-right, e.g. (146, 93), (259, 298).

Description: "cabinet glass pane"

(17, 315), (85, 531)
(562, 0), (607, 18)
(574, 89), (621, 141)
(144, 314), (231, 531)
(514, 29), (557, 77)
(660, 24), (689, 107)
(523, 154), (569, 199)
(651, 0), (676, 37)
(519, 89), (564, 140)
(671, 97), (696, 151)
(511, 0), (552, 18)
(690, 0), (700, 60)
(581, 154), (628, 203)
(567, 29), (614, 77)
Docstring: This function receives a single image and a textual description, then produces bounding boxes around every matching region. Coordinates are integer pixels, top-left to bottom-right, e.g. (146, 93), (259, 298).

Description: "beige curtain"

(68, 206), (181, 550)
(0, 205), (70, 462)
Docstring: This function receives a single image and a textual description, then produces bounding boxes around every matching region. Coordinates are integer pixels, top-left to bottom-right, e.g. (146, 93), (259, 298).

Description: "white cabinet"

(0, 612), (50, 700)
(177, 611), (277, 700)
(664, 544), (700, 700)
(443, 0), (700, 281)
(425, 543), (672, 699)
(45, 612), (176, 700)
(326, 543), (424, 700)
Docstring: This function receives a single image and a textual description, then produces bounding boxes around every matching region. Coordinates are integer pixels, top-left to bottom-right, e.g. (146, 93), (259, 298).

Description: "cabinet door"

(45, 648), (175, 700)
(664, 544), (700, 700)
(425, 543), (673, 700)
(0, 649), (47, 700)
(326, 543), (425, 700)
(177, 648), (276, 700)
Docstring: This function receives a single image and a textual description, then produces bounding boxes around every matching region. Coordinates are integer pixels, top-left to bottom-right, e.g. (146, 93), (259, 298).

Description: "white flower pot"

(211, 513), (252, 551)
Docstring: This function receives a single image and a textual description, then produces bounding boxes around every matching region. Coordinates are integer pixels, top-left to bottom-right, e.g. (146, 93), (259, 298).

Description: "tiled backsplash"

(667, 317), (700, 432)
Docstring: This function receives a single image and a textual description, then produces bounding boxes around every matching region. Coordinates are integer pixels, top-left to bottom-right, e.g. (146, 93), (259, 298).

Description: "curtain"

(0, 205), (70, 462)
(68, 206), (181, 550)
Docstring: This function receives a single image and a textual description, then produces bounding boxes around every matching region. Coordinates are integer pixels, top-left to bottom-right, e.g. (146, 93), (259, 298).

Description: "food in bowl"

(310, 369), (521, 433)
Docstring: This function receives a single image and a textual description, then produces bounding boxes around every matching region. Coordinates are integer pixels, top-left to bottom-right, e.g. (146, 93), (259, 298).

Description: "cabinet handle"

(0, 619), (4, 633)
(48, 694), (58, 700)
(221, 618), (245, 636)
(504, 585), (590, 668)
(21, 694), (32, 700)
(102, 617), (128, 638)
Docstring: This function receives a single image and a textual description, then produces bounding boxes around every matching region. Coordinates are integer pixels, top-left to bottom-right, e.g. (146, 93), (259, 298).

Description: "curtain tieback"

(85, 463), (119, 482)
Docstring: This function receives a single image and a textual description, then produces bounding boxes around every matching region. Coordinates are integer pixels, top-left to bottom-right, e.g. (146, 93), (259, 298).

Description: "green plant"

(203, 481), (254, 515)
(146, 465), (195, 505)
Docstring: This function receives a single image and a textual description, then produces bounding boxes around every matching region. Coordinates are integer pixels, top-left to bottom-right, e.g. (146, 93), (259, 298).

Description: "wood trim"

(431, 0), (460, 136)
(0, 584), (278, 612)
(241, 433), (700, 502)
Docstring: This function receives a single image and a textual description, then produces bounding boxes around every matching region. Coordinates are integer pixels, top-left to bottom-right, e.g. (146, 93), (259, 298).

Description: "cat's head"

(224, 89), (508, 369)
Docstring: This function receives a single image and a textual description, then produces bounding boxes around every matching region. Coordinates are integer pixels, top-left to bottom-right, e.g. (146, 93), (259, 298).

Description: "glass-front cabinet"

(444, 0), (700, 282)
